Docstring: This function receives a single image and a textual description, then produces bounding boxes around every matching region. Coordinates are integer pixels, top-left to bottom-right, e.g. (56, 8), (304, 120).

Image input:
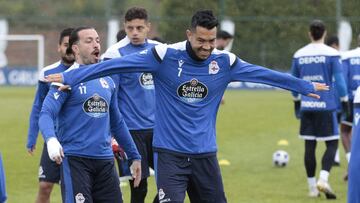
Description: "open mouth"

(92, 50), (100, 58)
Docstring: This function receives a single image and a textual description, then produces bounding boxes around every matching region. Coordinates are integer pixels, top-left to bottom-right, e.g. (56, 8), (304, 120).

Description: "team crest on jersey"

(99, 78), (109, 88)
(139, 73), (154, 89)
(75, 193), (85, 203)
(208, 60), (220, 74)
(82, 93), (109, 118)
(177, 78), (208, 103)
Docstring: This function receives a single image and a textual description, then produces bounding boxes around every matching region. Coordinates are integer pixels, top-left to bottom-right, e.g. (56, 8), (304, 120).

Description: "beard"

(62, 54), (75, 65)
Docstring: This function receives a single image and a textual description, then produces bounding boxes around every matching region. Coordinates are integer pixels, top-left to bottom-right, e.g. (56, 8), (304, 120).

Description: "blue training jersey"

(348, 86), (360, 202)
(342, 47), (360, 101)
(39, 63), (140, 160)
(102, 37), (161, 130)
(61, 41), (316, 155)
(291, 43), (347, 111)
(27, 61), (70, 149)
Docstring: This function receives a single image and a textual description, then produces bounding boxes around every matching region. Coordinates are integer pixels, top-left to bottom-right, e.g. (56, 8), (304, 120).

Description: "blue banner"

(0, 67), (38, 86)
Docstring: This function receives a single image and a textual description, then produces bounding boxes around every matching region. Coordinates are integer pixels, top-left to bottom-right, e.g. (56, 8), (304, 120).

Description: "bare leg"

(35, 181), (54, 203)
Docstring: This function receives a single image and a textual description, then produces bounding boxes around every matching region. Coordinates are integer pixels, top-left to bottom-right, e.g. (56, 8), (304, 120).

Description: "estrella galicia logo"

(177, 78), (208, 103)
(82, 93), (109, 118)
(139, 73), (154, 89)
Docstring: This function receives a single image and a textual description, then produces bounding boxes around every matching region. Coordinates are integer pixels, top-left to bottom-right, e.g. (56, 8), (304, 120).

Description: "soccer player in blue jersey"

(340, 34), (360, 182)
(325, 36), (342, 167)
(348, 86), (360, 203)
(341, 34), (360, 158)
(0, 153), (6, 203)
(38, 27), (142, 203)
(102, 7), (160, 203)
(46, 11), (328, 202)
(26, 28), (74, 203)
(291, 20), (349, 199)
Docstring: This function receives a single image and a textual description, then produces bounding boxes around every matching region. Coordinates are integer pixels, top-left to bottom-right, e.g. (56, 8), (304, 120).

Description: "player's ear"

(72, 44), (79, 54)
(57, 44), (61, 53)
(186, 29), (192, 41)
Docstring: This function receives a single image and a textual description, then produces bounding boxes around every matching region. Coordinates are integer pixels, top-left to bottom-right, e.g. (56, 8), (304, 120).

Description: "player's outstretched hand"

(130, 160), (142, 187)
(47, 137), (64, 165)
(45, 73), (63, 83)
(307, 82), (329, 99)
(27, 145), (36, 156)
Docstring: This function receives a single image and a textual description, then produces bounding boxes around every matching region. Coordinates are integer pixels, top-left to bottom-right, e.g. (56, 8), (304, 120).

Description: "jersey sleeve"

(290, 58), (301, 99)
(230, 57), (315, 96)
(26, 81), (49, 149)
(109, 90), (141, 161)
(341, 58), (351, 96)
(38, 85), (69, 141)
(332, 56), (348, 98)
(63, 46), (164, 86)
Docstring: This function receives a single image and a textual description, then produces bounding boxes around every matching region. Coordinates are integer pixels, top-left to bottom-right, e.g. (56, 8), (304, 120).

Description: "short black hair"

(66, 26), (94, 55)
(190, 10), (219, 30)
(125, 7), (148, 22)
(59, 28), (74, 45)
(116, 29), (126, 42)
(217, 30), (233, 40)
(309, 19), (326, 41)
(325, 35), (339, 47)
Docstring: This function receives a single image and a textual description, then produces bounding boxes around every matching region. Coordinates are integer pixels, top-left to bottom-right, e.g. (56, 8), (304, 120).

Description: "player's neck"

(186, 41), (207, 62)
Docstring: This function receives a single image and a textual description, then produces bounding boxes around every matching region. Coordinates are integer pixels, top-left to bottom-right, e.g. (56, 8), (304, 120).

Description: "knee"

(39, 181), (54, 195)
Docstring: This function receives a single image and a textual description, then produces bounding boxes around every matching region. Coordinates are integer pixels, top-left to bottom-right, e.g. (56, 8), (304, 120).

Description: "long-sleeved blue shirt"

(102, 37), (161, 130)
(39, 63), (140, 160)
(348, 86), (360, 202)
(60, 41), (316, 155)
(27, 61), (71, 149)
(291, 43), (348, 111)
(342, 47), (360, 101)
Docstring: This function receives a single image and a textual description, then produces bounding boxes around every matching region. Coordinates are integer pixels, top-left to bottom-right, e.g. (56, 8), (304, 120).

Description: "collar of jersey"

(186, 41), (207, 62)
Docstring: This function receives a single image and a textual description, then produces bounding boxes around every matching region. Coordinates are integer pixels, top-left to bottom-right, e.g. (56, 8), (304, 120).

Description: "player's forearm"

(234, 64), (315, 95)
(27, 108), (40, 148)
(38, 112), (56, 142)
(27, 83), (46, 148)
(334, 70), (348, 99)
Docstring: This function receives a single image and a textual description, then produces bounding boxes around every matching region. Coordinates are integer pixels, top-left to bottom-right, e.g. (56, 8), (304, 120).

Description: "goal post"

(0, 34), (44, 71)
(0, 34), (44, 85)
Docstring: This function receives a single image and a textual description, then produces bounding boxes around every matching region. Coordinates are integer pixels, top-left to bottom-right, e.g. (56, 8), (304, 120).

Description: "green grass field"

(0, 87), (349, 203)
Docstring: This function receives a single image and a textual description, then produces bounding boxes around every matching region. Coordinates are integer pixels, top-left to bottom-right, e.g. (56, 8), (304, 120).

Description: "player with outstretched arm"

(46, 11), (328, 203)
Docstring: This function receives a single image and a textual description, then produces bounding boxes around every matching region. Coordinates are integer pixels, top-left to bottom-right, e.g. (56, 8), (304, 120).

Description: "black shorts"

(130, 129), (154, 179)
(300, 111), (339, 141)
(154, 151), (227, 203)
(61, 156), (122, 203)
(39, 143), (60, 183)
(341, 102), (354, 126)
